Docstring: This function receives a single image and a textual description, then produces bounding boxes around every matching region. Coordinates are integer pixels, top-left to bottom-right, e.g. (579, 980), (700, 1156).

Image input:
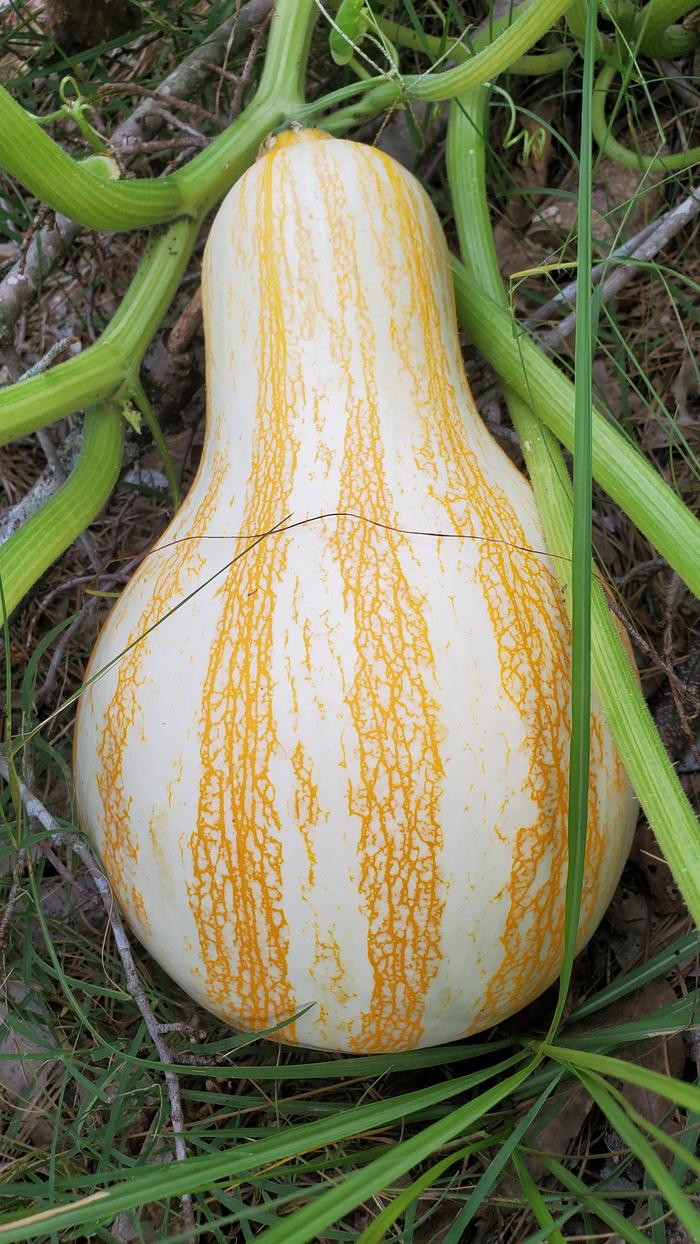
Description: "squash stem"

(592, 60), (700, 172)
(446, 91), (700, 932)
(0, 88), (185, 230)
(635, 0), (700, 53)
(313, 0), (578, 131)
(393, 0), (578, 101)
(0, 405), (124, 622)
(256, 0), (318, 110)
(375, 17), (573, 77)
(0, 0), (318, 231)
(0, 1), (322, 618)
(0, 217), (201, 447)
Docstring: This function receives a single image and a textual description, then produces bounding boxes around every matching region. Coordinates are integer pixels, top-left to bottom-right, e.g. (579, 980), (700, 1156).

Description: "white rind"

(74, 132), (638, 1053)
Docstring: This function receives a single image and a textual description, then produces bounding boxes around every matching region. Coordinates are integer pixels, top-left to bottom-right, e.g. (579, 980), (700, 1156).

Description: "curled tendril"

(493, 84), (546, 164)
(32, 75), (109, 154)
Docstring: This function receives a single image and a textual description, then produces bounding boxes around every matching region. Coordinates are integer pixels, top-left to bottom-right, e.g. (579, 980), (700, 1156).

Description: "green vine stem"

(388, 0), (576, 101)
(593, 60), (700, 172)
(635, 0), (700, 53)
(0, 0), (574, 228)
(447, 89), (700, 929)
(451, 271), (700, 600)
(0, 217), (200, 447)
(0, 0), (320, 617)
(0, 88), (185, 229)
(0, 0), (316, 441)
(565, 0), (589, 39)
(0, 405), (123, 619)
(653, 23), (700, 56)
(376, 17), (574, 76)
(303, 0), (577, 131)
(0, 0), (316, 231)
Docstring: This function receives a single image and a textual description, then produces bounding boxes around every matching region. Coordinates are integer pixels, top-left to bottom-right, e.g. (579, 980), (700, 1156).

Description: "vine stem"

(0, 0), (320, 617)
(593, 60), (700, 172)
(376, 16), (573, 76)
(0, 216), (201, 447)
(450, 270), (700, 601)
(316, 0), (577, 131)
(0, 0), (575, 226)
(635, 0), (700, 53)
(0, 405), (123, 619)
(0, 0), (317, 443)
(0, 0), (274, 344)
(0, 0), (317, 231)
(380, 0), (576, 101)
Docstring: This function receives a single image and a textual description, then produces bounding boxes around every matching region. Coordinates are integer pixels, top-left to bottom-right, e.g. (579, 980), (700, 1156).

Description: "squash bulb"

(74, 129), (637, 1054)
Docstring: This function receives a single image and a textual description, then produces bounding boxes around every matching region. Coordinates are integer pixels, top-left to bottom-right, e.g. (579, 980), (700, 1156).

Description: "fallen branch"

(538, 184), (700, 349)
(524, 219), (659, 325)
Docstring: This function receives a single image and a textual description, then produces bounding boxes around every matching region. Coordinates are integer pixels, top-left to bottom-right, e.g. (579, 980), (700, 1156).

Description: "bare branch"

(538, 185), (700, 350)
(524, 220), (659, 326)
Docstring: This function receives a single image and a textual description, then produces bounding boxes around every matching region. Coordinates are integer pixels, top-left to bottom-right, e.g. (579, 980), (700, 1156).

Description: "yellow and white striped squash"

(74, 129), (637, 1054)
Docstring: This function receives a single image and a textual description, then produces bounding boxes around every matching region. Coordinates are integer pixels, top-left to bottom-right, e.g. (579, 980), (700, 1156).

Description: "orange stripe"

(188, 150), (307, 1035)
(372, 151), (606, 1027)
(322, 145), (447, 1054)
(95, 453), (226, 928)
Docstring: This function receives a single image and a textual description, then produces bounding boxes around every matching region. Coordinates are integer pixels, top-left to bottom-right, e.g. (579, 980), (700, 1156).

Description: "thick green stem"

(376, 17), (573, 76)
(0, 405), (124, 620)
(656, 22), (700, 55)
(636, 0), (699, 52)
(0, 347), (123, 449)
(396, 0), (576, 101)
(447, 88), (700, 930)
(177, 0), (318, 216)
(566, 0), (589, 39)
(0, 217), (200, 446)
(593, 61), (700, 172)
(256, 0), (317, 106)
(450, 269), (700, 600)
(0, 0), (321, 623)
(0, 88), (185, 229)
(0, 0), (318, 231)
(102, 217), (203, 363)
(315, 0), (577, 130)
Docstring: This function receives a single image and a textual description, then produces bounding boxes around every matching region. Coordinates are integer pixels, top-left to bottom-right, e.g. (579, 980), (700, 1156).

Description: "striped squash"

(74, 129), (637, 1054)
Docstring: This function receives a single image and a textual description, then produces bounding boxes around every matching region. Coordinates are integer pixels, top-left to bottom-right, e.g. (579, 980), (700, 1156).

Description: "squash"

(74, 129), (637, 1054)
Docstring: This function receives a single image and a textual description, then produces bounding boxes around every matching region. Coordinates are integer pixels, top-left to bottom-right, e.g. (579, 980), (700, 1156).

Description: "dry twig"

(524, 220), (659, 326)
(538, 184), (700, 350)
